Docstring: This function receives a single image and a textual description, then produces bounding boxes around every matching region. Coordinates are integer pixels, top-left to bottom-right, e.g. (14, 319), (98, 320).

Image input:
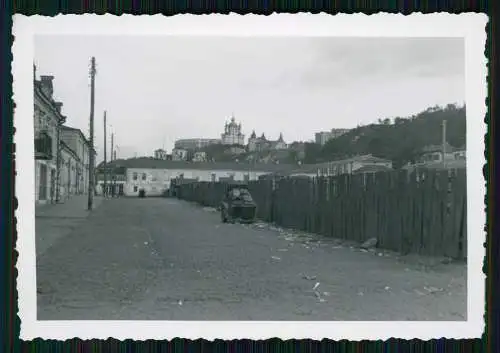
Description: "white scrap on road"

(302, 274), (317, 280)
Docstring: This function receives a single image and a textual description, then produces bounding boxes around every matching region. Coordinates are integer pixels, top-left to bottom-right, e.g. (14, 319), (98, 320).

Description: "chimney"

(40, 75), (54, 98)
(54, 102), (63, 113)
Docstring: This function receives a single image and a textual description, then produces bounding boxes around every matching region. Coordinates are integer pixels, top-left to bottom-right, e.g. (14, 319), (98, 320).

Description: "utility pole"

(87, 57), (96, 210)
(111, 132), (114, 196)
(442, 119), (447, 168)
(103, 111), (107, 197)
(111, 132), (114, 162)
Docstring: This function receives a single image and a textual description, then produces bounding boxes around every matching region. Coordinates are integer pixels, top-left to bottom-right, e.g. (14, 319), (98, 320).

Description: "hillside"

(309, 104), (466, 168)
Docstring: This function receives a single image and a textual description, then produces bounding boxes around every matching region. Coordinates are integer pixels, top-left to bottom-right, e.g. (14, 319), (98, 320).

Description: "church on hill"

(221, 114), (245, 146)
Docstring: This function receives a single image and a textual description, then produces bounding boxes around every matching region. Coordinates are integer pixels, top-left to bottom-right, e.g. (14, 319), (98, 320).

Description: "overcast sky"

(34, 36), (464, 162)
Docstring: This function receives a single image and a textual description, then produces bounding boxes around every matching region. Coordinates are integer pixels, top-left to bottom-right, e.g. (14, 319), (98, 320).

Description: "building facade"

(58, 141), (79, 200)
(60, 126), (93, 196)
(172, 148), (188, 161)
(315, 128), (350, 146)
(174, 138), (220, 150)
(221, 115), (245, 146)
(248, 131), (287, 152)
(111, 159), (294, 197)
(192, 151), (207, 162)
(34, 74), (66, 205)
(154, 148), (168, 160)
(403, 144), (466, 171)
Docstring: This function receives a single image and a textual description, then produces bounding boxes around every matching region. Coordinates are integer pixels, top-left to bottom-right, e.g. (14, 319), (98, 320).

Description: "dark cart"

(220, 183), (257, 224)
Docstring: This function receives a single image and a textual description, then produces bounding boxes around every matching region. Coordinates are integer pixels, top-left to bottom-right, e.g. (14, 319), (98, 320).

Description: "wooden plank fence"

(175, 169), (467, 259)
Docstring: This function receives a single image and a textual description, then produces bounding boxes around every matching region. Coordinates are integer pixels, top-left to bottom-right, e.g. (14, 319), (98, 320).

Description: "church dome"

(228, 115), (238, 128)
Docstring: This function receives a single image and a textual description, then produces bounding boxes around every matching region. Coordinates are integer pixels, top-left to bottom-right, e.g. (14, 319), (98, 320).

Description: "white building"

(248, 131), (287, 152)
(192, 151), (207, 162)
(315, 128), (350, 145)
(60, 126), (93, 196)
(34, 74), (66, 205)
(172, 148), (188, 161)
(403, 144), (466, 171)
(116, 159), (295, 197)
(221, 115), (245, 146)
(154, 148), (167, 160)
(174, 138), (220, 150)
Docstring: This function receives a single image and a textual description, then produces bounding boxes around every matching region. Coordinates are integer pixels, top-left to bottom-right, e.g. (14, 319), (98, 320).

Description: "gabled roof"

(352, 165), (392, 174)
(61, 125), (90, 144)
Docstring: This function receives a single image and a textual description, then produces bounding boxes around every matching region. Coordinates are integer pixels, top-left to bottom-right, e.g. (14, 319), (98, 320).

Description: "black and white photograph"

(14, 14), (486, 340)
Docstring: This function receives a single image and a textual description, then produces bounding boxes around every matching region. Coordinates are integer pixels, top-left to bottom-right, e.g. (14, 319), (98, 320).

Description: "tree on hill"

(305, 104), (466, 168)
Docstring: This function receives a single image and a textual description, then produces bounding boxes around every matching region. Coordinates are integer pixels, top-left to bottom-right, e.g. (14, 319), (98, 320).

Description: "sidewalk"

(36, 195), (104, 257)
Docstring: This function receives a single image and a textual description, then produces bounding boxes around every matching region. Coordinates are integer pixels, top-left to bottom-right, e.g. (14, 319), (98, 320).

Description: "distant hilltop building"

(172, 148), (188, 161)
(221, 115), (245, 146)
(154, 148), (167, 160)
(174, 138), (220, 151)
(315, 128), (350, 146)
(247, 130), (287, 152)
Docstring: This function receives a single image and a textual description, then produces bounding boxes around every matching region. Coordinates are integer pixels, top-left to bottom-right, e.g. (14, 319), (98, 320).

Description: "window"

(133, 172), (138, 181)
(133, 186), (138, 192)
(142, 173), (147, 180)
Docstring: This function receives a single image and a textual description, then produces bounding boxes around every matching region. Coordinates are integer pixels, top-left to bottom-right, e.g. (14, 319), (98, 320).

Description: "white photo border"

(13, 13), (488, 341)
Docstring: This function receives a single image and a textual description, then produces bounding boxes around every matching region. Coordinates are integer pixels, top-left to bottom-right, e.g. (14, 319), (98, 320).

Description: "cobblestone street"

(36, 197), (467, 321)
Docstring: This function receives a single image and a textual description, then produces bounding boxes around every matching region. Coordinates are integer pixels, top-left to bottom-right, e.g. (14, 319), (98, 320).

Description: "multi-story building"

(154, 148), (168, 160)
(192, 151), (207, 162)
(221, 115), (245, 146)
(315, 128), (350, 146)
(247, 131), (287, 152)
(60, 126), (94, 196)
(174, 138), (220, 150)
(172, 148), (188, 161)
(58, 140), (79, 200)
(34, 74), (66, 205)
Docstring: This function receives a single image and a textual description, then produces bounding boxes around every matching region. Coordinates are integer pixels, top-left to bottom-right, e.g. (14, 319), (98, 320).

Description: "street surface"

(37, 197), (467, 320)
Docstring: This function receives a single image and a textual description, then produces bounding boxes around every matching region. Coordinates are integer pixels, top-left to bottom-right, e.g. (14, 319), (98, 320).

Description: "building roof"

(34, 79), (67, 124)
(60, 140), (78, 159)
(61, 125), (92, 147)
(421, 143), (456, 154)
(352, 165), (392, 174)
(310, 154), (391, 168)
(403, 159), (466, 171)
(107, 157), (297, 173)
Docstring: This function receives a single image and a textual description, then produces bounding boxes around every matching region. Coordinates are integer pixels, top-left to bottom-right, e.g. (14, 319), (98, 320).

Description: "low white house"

(117, 159), (295, 197)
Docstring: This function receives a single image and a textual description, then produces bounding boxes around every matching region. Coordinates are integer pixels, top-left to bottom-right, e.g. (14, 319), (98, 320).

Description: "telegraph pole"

(442, 119), (447, 168)
(111, 132), (115, 196)
(87, 57), (96, 210)
(111, 132), (114, 162)
(103, 111), (107, 197)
